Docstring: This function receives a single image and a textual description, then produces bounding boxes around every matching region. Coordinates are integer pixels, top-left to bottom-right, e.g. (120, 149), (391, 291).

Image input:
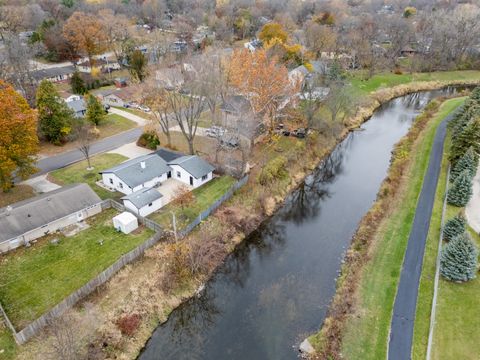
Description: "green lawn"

(0, 209), (153, 328)
(0, 326), (16, 360)
(112, 106), (152, 120)
(99, 113), (137, 138)
(340, 97), (466, 359)
(49, 153), (127, 199)
(148, 176), (236, 230)
(349, 70), (480, 95)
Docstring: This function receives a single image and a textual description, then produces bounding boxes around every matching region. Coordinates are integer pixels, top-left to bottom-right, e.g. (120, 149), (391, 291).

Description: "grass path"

(340, 97), (466, 359)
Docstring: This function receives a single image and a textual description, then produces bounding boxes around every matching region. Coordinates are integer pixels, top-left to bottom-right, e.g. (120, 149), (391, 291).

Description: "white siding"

(123, 197), (163, 217)
(103, 94), (125, 107)
(103, 172), (169, 195)
(169, 164), (213, 188)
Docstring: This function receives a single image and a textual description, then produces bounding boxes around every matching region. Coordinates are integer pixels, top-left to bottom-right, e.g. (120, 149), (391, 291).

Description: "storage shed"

(112, 212), (138, 234)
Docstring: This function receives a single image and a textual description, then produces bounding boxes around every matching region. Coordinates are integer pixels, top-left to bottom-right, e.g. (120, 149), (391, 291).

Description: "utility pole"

(171, 211), (177, 242)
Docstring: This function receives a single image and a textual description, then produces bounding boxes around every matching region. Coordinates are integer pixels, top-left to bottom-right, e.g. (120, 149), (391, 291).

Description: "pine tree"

(36, 80), (74, 145)
(450, 147), (477, 182)
(443, 214), (466, 241)
(440, 232), (478, 282)
(447, 170), (473, 207)
(85, 94), (105, 126)
(70, 71), (86, 95)
(450, 117), (480, 164)
(470, 86), (480, 102)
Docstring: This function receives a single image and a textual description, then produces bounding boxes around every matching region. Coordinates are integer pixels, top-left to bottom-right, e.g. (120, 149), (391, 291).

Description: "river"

(138, 89), (458, 360)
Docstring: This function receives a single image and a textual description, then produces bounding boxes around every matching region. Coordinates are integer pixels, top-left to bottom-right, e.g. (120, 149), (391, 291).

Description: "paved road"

(35, 127), (142, 176)
(388, 112), (455, 360)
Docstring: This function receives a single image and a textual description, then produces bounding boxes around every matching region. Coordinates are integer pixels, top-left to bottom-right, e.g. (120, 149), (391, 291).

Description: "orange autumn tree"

(63, 11), (107, 68)
(0, 80), (39, 191)
(228, 49), (298, 131)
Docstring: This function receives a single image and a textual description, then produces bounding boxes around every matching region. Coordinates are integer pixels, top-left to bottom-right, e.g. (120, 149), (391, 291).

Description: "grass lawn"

(98, 113), (137, 138)
(349, 70), (480, 95)
(112, 106), (153, 120)
(148, 176), (236, 230)
(157, 131), (216, 156)
(0, 209), (153, 328)
(0, 185), (36, 208)
(340, 97), (466, 359)
(0, 326), (15, 360)
(49, 153), (127, 199)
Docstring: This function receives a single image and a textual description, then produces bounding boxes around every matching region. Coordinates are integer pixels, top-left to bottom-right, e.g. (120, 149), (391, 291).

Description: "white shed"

(112, 212), (138, 234)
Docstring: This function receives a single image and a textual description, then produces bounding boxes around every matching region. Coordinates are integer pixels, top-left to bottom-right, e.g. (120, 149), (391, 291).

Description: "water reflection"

(138, 88), (458, 360)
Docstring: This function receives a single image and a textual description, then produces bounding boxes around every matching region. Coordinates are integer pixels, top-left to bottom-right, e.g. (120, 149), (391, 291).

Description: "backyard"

(148, 176), (236, 231)
(49, 153), (127, 199)
(0, 208), (153, 328)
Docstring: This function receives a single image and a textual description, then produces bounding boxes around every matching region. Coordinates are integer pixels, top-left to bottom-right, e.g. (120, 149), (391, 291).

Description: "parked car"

(138, 105), (151, 112)
(221, 135), (239, 148)
(206, 126), (226, 138)
(292, 128), (307, 138)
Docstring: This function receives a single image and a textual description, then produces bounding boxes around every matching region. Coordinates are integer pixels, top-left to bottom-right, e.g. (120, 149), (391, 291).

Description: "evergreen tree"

(470, 86), (480, 102)
(450, 147), (477, 182)
(70, 71), (86, 95)
(443, 214), (466, 241)
(447, 170), (473, 207)
(36, 80), (74, 145)
(85, 94), (105, 126)
(128, 50), (148, 82)
(440, 232), (478, 282)
(450, 117), (480, 164)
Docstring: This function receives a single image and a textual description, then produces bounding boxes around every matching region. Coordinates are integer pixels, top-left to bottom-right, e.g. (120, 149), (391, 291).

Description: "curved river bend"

(139, 89), (457, 360)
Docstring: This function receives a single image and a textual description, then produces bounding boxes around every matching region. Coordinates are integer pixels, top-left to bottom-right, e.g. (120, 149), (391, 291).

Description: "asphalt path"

(388, 112), (455, 359)
(35, 127), (142, 176)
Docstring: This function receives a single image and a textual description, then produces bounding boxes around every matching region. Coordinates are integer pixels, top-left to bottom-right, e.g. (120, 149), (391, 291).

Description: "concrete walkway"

(388, 112), (455, 360)
(465, 164), (480, 233)
(109, 107), (148, 126)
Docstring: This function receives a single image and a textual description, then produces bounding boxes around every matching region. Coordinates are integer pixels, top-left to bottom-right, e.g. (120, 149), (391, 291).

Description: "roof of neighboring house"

(220, 95), (252, 114)
(106, 86), (141, 101)
(310, 60), (328, 74)
(290, 65), (310, 76)
(31, 65), (76, 81)
(154, 148), (184, 162)
(168, 155), (215, 179)
(66, 98), (87, 113)
(122, 188), (163, 209)
(100, 154), (171, 188)
(0, 183), (101, 243)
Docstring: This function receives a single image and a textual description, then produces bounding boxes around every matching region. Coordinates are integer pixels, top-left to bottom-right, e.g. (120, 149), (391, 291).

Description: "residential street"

(388, 112), (454, 360)
(35, 127), (143, 176)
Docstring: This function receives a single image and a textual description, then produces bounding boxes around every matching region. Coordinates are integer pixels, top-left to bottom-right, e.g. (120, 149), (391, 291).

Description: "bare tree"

(324, 83), (353, 125)
(47, 316), (79, 360)
(76, 123), (96, 170)
(142, 82), (173, 147)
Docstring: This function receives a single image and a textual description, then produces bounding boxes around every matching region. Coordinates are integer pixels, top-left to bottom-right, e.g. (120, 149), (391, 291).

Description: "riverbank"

(3, 75), (480, 360)
(307, 97), (467, 359)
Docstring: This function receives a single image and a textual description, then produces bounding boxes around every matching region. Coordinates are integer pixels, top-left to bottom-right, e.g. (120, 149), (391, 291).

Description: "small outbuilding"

(121, 188), (163, 217)
(112, 212), (138, 234)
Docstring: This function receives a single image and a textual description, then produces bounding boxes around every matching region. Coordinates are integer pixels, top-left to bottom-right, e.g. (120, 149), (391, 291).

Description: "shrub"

(136, 131), (160, 150)
(393, 68), (403, 75)
(443, 214), (466, 241)
(440, 232), (478, 282)
(447, 170), (473, 207)
(116, 314), (141, 336)
(257, 156), (288, 185)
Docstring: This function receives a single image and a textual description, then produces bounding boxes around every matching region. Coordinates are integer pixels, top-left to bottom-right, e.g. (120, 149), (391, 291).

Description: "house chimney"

(140, 161), (146, 169)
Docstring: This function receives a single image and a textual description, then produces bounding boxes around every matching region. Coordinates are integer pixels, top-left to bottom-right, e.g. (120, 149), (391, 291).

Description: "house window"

(177, 171), (181, 178)
(148, 203), (153, 207)
(202, 174), (208, 181)
(119, 183), (123, 189)
(109, 178), (113, 185)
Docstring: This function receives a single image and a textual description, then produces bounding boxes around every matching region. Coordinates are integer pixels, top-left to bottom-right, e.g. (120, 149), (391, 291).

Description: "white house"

(168, 155), (214, 189)
(121, 188), (163, 217)
(66, 98), (87, 118)
(0, 184), (102, 253)
(100, 154), (172, 195)
(112, 211), (138, 234)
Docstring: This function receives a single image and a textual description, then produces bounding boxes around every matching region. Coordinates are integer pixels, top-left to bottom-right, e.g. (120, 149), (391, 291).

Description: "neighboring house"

(96, 86), (140, 108)
(66, 97), (87, 118)
(289, 65), (310, 86)
(168, 155), (214, 188)
(400, 46), (418, 57)
(155, 66), (185, 90)
(289, 61), (329, 87)
(77, 59), (121, 73)
(170, 40), (188, 53)
(0, 184), (102, 253)
(122, 188), (164, 217)
(114, 77), (128, 88)
(220, 95), (255, 126)
(31, 65), (76, 83)
(100, 154), (172, 195)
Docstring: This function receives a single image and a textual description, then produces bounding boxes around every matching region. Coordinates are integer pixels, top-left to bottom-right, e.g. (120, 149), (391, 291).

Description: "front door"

(167, 171), (171, 179)
(189, 176), (193, 186)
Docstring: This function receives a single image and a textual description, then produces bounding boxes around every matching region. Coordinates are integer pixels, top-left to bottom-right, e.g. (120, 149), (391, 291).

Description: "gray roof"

(31, 65), (76, 81)
(100, 154), (171, 188)
(168, 155), (215, 179)
(220, 95), (252, 114)
(66, 98), (87, 113)
(121, 188), (163, 209)
(154, 148), (184, 162)
(0, 183), (101, 243)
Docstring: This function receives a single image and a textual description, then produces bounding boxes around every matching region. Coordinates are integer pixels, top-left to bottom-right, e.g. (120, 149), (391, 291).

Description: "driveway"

(108, 107), (149, 126)
(465, 164), (480, 233)
(108, 141), (152, 159)
(388, 112), (455, 360)
(22, 174), (61, 193)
